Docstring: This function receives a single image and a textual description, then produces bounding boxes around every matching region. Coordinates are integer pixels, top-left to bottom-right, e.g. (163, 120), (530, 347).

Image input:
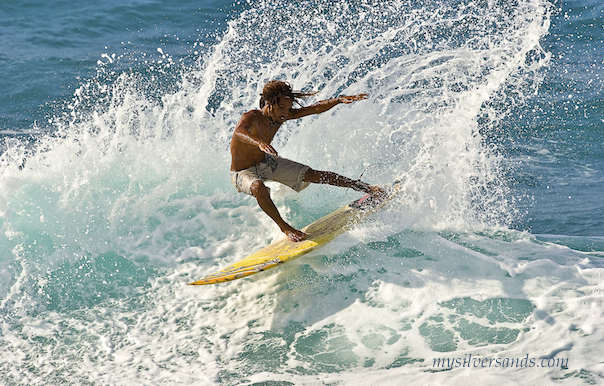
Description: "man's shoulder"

(242, 109), (262, 119)
(237, 109), (262, 125)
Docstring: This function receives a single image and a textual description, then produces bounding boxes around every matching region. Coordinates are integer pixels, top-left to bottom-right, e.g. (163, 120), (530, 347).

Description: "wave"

(5, 1), (596, 386)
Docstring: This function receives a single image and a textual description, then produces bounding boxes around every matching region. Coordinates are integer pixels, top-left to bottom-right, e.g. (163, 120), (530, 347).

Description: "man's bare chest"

(252, 123), (280, 143)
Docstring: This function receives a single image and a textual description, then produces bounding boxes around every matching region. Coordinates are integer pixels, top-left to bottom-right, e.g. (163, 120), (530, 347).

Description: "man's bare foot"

(368, 185), (388, 200)
(283, 228), (307, 242)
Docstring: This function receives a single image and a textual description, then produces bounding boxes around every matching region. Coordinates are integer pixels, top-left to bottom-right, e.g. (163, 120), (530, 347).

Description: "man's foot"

(283, 228), (307, 242)
(352, 185), (390, 210)
(366, 185), (389, 205)
(368, 185), (387, 199)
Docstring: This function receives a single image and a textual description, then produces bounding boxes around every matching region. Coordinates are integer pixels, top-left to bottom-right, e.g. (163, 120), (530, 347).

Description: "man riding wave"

(230, 80), (384, 242)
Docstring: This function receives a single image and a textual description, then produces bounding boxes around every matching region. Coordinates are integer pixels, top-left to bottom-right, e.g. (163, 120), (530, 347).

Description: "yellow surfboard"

(188, 186), (399, 285)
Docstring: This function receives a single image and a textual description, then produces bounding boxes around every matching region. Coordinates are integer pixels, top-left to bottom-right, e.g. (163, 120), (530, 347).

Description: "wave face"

(2, 0), (603, 385)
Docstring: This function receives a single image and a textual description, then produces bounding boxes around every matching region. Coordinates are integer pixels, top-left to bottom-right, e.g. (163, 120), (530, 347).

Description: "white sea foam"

(3, 0), (602, 385)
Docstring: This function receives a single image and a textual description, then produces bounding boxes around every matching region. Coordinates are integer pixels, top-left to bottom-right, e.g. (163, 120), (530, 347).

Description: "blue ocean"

(1, 0), (603, 384)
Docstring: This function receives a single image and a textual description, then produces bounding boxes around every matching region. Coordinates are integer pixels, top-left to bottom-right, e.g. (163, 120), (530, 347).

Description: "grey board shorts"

(231, 154), (311, 196)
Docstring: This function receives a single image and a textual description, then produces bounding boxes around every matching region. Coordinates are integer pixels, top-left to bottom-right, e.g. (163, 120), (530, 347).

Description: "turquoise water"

(1, 0), (603, 385)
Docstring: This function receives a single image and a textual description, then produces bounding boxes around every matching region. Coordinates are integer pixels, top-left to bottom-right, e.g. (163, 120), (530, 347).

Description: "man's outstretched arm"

(288, 94), (368, 120)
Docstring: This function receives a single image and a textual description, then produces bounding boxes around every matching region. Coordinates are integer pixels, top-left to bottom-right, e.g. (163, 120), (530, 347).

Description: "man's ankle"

(352, 180), (371, 193)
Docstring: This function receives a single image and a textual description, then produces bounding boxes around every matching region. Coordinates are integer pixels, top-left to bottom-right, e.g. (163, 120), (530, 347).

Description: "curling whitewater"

(1, 0), (604, 385)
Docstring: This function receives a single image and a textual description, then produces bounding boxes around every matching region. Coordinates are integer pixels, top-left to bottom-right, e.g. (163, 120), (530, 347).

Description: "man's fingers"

(340, 94), (368, 103)
(260, 143), (278, 156)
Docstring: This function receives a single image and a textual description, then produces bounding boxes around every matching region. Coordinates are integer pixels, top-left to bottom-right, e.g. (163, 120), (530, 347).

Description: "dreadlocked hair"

(259, 80), (318, 109)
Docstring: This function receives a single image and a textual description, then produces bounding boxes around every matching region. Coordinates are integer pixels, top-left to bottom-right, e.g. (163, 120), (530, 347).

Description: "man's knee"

(250, 180), (269, 198)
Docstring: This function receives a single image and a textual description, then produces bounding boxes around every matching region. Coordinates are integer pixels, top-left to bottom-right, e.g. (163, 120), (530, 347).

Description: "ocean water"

(1, 0), (603, 384)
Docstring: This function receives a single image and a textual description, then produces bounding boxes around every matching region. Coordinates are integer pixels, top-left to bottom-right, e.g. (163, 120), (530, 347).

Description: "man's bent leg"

(250, 180), (307, 242)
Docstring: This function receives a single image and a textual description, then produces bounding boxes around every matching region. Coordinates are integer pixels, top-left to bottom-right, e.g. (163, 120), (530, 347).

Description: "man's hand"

(338, 94), (368, 104)
(259, 142), (278, 157)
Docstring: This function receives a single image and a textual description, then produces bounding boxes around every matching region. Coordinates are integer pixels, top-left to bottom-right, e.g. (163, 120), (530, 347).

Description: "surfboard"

(188, 185), (399, 285)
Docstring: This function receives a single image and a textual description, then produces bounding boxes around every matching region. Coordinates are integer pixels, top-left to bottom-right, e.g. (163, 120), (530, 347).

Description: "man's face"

(271, 95), (293, 123)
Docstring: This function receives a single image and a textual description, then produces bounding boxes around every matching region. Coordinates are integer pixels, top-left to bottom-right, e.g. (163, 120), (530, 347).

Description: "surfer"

(230, 80), (384, 242)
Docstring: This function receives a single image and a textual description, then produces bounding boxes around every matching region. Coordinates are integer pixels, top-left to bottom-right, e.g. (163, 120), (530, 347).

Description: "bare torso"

(230, 110), (281, 171)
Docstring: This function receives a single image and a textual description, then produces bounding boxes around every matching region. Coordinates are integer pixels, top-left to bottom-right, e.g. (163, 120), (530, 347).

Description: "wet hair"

(259, 80), (317, 109)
